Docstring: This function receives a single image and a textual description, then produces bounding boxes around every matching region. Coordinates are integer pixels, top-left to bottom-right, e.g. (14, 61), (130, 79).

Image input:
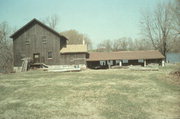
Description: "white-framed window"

(116, 60), (121, 65)
(107, 60), (113, 65)
(138, 59), (144, 63)
(123, 60), (128, 63)
(48, 52), (52, 59)
(100, 60), (106, 66)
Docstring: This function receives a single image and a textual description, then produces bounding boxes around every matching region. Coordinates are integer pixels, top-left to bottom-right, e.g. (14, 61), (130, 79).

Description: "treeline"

(60, 29), (92, 50)
(0, 22), (13, 73)
(96, 38), (152, 52)
(95, 37), (180, 52)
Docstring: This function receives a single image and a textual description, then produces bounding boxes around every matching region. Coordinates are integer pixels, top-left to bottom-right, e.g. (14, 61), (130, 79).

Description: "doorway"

(33, 53), (40, 63)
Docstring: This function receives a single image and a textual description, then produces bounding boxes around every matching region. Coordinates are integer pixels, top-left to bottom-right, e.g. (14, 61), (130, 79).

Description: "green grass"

(0, 64), (180, 119)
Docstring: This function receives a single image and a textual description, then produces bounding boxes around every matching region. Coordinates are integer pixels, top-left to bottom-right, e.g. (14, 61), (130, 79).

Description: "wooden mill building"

(10, 19), (87, 67)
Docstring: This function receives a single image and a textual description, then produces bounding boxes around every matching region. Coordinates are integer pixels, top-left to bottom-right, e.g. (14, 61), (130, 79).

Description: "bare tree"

(130, 39), (153, 51)
(96, 37), (153, 52)
(112, 37), (133, 51)
(167, 0), (180, 52)
(112, 38), (127, 51)
(172, 0), (180, 35)
(140, 2), (174, 60)
(96, 39), (112, 52)
(0, 22), (13, 73)
(61, 29), (92, 50)
(114, 38), (153, 51)
(44, 15), (59, 30)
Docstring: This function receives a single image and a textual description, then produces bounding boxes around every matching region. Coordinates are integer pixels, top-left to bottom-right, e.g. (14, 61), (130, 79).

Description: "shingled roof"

(10, 18), (67, 40)
(60, 44), (88, 54)
(86, 50), (165, 61)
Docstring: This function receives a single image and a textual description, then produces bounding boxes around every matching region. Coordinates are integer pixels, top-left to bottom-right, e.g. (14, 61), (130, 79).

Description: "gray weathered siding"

(60, 53), (86, 65)
(13, 23), (62, 66)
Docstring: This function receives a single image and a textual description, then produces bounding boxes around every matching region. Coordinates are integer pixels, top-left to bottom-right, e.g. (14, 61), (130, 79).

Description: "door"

(33, 53), (40, 63)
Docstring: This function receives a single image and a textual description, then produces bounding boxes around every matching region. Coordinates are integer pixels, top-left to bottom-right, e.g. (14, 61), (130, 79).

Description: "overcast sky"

(0, 0), (170, 48)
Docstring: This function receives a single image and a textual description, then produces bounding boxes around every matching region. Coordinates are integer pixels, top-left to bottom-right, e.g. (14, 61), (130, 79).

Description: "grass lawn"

(0, 64), (180, 119)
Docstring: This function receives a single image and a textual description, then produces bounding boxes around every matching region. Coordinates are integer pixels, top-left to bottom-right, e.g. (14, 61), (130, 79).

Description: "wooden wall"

(13, 23), (63, 66)
(60, 53), (86, 65)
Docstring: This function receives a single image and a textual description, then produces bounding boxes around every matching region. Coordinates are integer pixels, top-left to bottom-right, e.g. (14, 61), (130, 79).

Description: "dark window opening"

(25, 40), (30, 45)
(48, 52), (52, 59)
(33, 53), (40, 63)
(123, 60), (128, 63)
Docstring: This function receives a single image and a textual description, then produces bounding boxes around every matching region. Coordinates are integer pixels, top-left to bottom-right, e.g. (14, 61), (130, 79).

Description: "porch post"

(119, 60), (122, 67)
(107, 60), (111, 69)
(162, 59), (165, 67)
(144, 60), (146, 67)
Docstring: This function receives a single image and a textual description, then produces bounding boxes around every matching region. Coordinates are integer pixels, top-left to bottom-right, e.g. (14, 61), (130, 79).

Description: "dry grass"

(0, 64), (180, 119)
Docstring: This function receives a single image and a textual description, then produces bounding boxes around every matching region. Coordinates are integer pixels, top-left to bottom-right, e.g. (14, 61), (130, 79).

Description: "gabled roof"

(10, 18), (67, 40)
(87, 50), (165, 61)
(60, 44), (88, 54)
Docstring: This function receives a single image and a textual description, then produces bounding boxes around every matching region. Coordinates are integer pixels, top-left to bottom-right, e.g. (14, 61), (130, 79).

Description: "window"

(116, 60), (121, 65)
(25, 40), (30, 45)
(100, 61), (106, 66)
(138, 59), (144, 63)
(34, 54), (39, 58)
(42, 36), (47, 44)
(107, 60), (113, 65)
(48, 52), (52, 59)
(123, 60), (128, 63)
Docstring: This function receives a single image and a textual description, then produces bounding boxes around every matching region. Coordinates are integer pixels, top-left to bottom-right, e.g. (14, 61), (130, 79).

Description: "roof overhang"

(60, 44), (88, 54)
(61, 52), (88, 54)
(86, 57), (164, 62)
(86, 50), (165, 61)
(10, 18), (68, 41)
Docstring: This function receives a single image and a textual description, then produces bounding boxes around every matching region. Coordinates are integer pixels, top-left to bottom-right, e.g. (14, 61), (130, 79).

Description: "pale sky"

(0, 0), (170, 48)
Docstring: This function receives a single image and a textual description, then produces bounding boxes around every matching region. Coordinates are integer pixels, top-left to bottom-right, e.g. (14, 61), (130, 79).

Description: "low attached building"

(60, 44), (88, 67)
(86, 50), (165, 69)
